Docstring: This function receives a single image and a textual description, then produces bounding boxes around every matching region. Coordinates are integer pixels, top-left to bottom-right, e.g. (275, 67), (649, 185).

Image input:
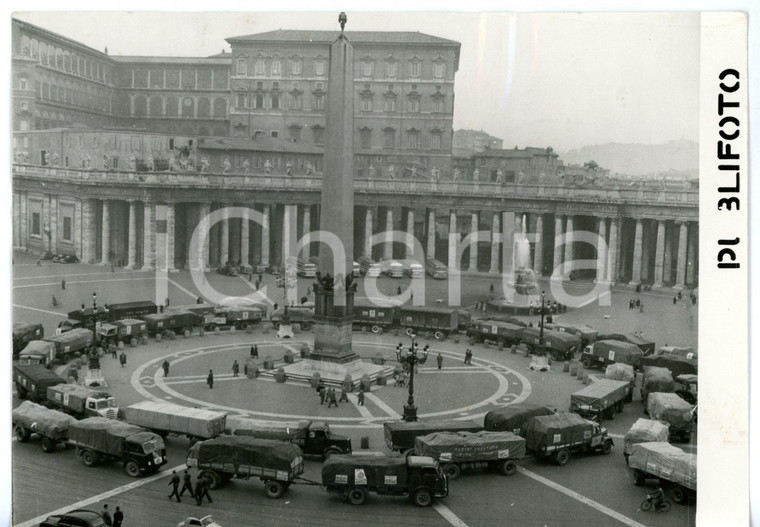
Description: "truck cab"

(304, 422), (352, 457)
(97, 323), (119, 342)
(56, 319), (83, 335)
(85, 394), (119, 419)
(407, 456), (449, 502)
(124, 432), (167, 475)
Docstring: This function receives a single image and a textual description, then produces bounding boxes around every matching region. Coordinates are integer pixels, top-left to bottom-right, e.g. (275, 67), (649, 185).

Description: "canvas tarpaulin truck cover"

(640, 355), (698, 378)
(484, 404), (555, 434)
(592, 340), (644, 367)
(189, 436), (303, 475)
(605, 363), (635, 383)
(12, 400), (76, 439)
(19, 340), (55, 358)
(125, 401), (226, 438)
(322, 454), (409, 487)
(384, 419), (483, 449)
(570, 379), (630, 412)
(414, 431), (526, 462)
(45, 328), (93, 350)
(643, 367), (676, 394)
(646, 393), (694, 428)
(522, 413), (594, 453)
(224, 416), (309, 441)
(628, 442), (696, 490)
(69, 417), (164, 456)
(623, 418), (670, 455)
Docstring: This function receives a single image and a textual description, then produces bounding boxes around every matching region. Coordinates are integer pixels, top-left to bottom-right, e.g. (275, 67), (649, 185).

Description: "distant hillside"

(561, 140), (698, 177)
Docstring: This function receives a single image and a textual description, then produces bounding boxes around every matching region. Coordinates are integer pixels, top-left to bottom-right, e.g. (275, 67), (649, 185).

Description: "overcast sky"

(13, 11), (700, 152)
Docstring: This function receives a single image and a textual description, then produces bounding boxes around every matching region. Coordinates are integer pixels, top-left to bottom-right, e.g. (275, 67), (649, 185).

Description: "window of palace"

(290, 92), (302, 109)
(361, 95), (372, 112)
(290, 58), (302, 76)
(31, 212), (41, 237)
(385, 59), (398, 78)
(312, 126), (324, 144)
(431, 130), (443, 150)
(408, 96), (420, 113)
(384, 95), (396, 112)
(384, 128), (396, 149)
(360, 128), (372, 149)
(314, 59), (326, 77)
(289, 126), (301, 142)
(62, 216), (72, 243)
(407, 129), (420, 149)
(313, 93), (325, 111)
(255, 58), (266, 76)
(270, 130), (279, 138)
(409, 59), (422, 78)
(271, 93), (280, 109)
(271, 59), (282, 76)
(236, 91), (246, 108)
(236, 56), (247, 76)
(433, 60), (446, 79)
(255, 93), (264, 109)
(362, 59), (374, 77)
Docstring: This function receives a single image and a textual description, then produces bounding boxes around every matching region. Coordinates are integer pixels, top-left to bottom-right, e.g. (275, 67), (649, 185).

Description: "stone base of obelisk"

(281, 356), (392, 388)
(84, 368), (107, 388)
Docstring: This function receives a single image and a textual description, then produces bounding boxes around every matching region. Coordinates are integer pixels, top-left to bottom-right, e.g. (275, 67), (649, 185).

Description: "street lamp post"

(539, 290), (546, 355)
(395, 334), (429, 422)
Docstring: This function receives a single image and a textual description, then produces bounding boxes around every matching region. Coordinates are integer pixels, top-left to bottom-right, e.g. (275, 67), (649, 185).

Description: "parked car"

(39, 509), (106, 527)
(53, 254), (80, 263)
(217, 264), (238, 277)
(177, 516), (222, 527)
(39, 250), (55, 260)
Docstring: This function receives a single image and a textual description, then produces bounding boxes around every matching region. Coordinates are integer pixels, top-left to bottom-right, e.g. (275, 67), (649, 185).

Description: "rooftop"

(227, 29), (460, 46)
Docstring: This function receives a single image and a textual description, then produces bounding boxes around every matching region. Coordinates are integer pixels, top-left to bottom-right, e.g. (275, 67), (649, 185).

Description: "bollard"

(230, 326), (236, 334)
(214, 327), (221, 335)
(376, 375), (387, 386)
(246, 326), (253, 334)
(168, 331), (176, 340)
(523, 347), (530, 358)
(343, 375), (354, 393)
(576, 368), (584, 380)
(199, 327), (205, 337)
(263, 357), (274, 370)
(301, 343), (310, 359)
(274, 367), (287, 383)
(184, 329), (191, 338)
(262, 327), (270, 334)
(360, 436), (370, 449)
(547, 356), (552, 366)
(118, 341), (125, 350)
(130, 337), (138, 348)
(510, 345), (517, 355)
(360, 374), (371, 392)
(570, 365), (577, 376)
(372, 353), (385, 365)
(141, 336), (148, 345)
(583, 373), (590, 384)
(155, 334), (162, 342)
(563, 362), (570, 373)
(362, 326), (368, 332)
(283, 350), (294, 364)
(310, 373), (321, 389)
(453, 337), (460, 344)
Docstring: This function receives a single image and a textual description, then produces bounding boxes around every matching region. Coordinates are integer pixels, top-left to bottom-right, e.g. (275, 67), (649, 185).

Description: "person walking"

(101, 504), (112, 526)
(162, 360), (170, 377)
(168, 470), (182, 502)
(195, 475), (213, 505)
(232, 360), (240, 377)
(207, 369), (214, 389)
(61, 279), (66, 290)
(673, 296), (678, 306)
(339, 386), (349, 403)
(110, 342), (117, 359)
(254, 344), (259, 358)
(112, 507), (124, 527)
(639, 303), (644, 313)
(327, 387), (339, 408)
(258, 272), (263, 284)
(463, 349), (469, 365)
(119, 351), (127, 368)
(436, 353), (443, 370)
(357, 387), (365, 406)
(179, 470), (194, 498)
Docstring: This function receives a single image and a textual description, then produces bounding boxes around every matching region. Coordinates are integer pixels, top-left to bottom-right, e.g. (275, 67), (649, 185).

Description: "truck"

(580, 340), (644, 371)
(322, 454), (448, 507)
(13, 364), (67, 402)
(97, 318), (147, 347)
(18, 340), (56, 368)
(224, 417), (352, 458)
(144, 311), (198, 337)
(597, 332), (655, 356)
(544, 322), (598, 348)
(63, 300), (158, 332)
(604, 363), (636, 402)
(655, 346), (697, 360)
(124, 400), (226, 442)
(522, 413), (614, 466)
(628, 442), (696, 504)
(520, 327), (582, 361)
(674, 374), (698, 405)
(570, 379), (632, 421)
(397, 306), (459, 340)
(167, 303), (216, 318)
(12, 400), (77, 452)
(466, 320), (524, 347)
(384, 419), (483, 456)
(47, 384), (118, 419)
(641, 366), (675, 409)
(483, 403), (556, 436)
(622, 418), (670, 463)
(13, 322), (44, 357)
(646, 393), (695, 441)
(640, 354), (697, 378)
(68, 417), (167, 477)
(186, 436), (304, 499)
(353, 302), (397, 333)
(44, 328), (94, 363)
(201, 306), (263, 330)
(414, 431), (526, 479)
(270, 305), (314, 330)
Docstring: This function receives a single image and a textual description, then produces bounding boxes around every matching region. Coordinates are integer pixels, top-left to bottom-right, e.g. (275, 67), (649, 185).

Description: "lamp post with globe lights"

(395, 333), (429, 422)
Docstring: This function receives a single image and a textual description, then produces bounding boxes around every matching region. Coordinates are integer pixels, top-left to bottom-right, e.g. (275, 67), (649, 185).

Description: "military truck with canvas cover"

(674, 374), (698, 405)
(520, 327), (582, 361)
(352, 302), (396, 333)
(581, 340), (644, 371)
(570, 379), (632, 421)
(186, 436), (304, 499)
(18, 340), (56, 368)
(124, 401), (226, 441)
(224, 417), (351, 458)
(544, 323), (598, 348)
(68, 417), (167, 477)
(483, 404), (556, 436)
(640, 354), (697, 379)
(384, 419), (483, 456)
(322, 454), (448, 507)
(623, 418), (670, 462)
(201, 307), (263, 330)
(597, 333), (655, 356)
(12, 400), (77, 452)
(641, 366), (676, 408)
(13, 364), (66, 403)
(44, 328), (94, 363)
(13, 322), (44, 358)
(655, 346), (697, 360)
(605, 363), (636, 402)
(97, 319), (147, 347)
(144, 311), (198, 337)
(629, 442), (696, 504)
(47, 384), (118, 419)
(646, 393), (695, 441)
(414, 431), (526, 479)
(466, 320), (524, 347)
(522, 413), (613, 466)
(398, 306), (459, 340)
(270, 306), (314, 329)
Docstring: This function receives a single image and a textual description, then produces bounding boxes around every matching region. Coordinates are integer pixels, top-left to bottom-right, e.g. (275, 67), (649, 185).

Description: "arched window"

(39, 42), (47, 64)
(30, 39), (39, 58)
(165, 96), (179, 117)
(236, 56), (247, 75)
(149, 95), (162, 116)
(20, 35), (30, 55)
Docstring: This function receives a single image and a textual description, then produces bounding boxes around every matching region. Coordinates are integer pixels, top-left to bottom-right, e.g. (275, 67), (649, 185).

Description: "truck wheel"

(434, 331), (446, 341)
(402, 448), (415, 460)
(633, 469), (646, 486)
(500, 460), (517, 477)
(40, 437), (56, 453)
(555, 449), (571, 466)
(272, 322), (280, 330)
(124, 460), (141, 478)
(582, 357), (592, 369)
(371, 325), (381, 334)
(301, 322), (312, 331)
(323, 447), (341, 460)
(412, 488), (433, 507)
(265, 480), (285, 499)
(672, 485), (688, 504)
(14, 425), (30, 442)
(602, 440), (613, 455)
(604, 406), (616, 420)
(16, 386), (28, 399)
(80, 449), (98, 467)
(347, 487), (368, 505)
(200, 470), (221, 489)
(443, 463), (461, 480)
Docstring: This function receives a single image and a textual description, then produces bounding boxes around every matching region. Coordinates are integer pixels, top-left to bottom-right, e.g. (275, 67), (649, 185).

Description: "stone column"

(563, 215), (574, 279)
(674, 221), (688, 289)
(489, 212), (501, 273)
(301, 205), (311, 260)
(595, 218), (607, 282)
(364, 207), (373, 259)
(166, 203), (176, 271)
(629, 219), (643, 284)
(426, 210), (436, 260)
(142, 202), (155, 269)
(534, 214), (544, 275)
(12, 194), (19, 247)
(405, 209), (415, 258)
(19, 193), (27, 250)
(260, 205), (270, 268)
(127, 200), (138, 268)
(240, 205), (250, 266)
(73, 201), (81, 261)
(606, 218), (619, 284)
(383, 208), (394, 260)
(191, 202), (210, 271)
(448, 210), (458, 271)
(282, 205), (294, 265)
(663, 223), (673, 285)
(81, 199), (95, 264)
(551, 215), (563, 280)
(220, 206), (229, 266)
(49, 195), (58, 253)
(100, 200), (110, 265)
(686, 224), (697, 286)
(653, 220), (666, 287)
(468, 212), (479, 271)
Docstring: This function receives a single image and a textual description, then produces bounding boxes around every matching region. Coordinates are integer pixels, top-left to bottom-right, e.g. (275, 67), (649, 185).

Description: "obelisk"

(310, 13), (359, 365)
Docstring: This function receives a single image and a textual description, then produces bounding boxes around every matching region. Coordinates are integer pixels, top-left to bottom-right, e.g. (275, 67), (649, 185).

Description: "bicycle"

(641, 497), (671, 512)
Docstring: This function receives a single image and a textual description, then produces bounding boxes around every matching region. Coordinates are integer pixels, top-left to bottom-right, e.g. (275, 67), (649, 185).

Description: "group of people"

(99, 504), (124, 526)
(463, 349), (474, 365)
(316, 379), (365, 407)
(628, 298), (644, 312)
(168, 469), (213, 506)
(672, 291), (697, 306)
